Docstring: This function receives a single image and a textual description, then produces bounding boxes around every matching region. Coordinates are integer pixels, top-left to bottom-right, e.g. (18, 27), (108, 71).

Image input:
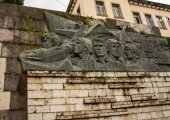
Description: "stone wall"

(27, 72), (170, 120)
(0, 3), (48, 120)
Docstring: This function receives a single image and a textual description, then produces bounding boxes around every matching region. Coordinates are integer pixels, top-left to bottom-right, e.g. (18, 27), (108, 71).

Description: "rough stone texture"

(27, 72), (170, 120)
(0, 92), (26, 110)
(0, 58), (6, 91)
(0, 3), (51, 120)
(0, 92), (10, 110)
(0, 110), (26, 120)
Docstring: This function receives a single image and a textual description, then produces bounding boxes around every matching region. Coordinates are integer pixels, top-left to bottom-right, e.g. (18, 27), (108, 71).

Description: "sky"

(24, 0), (170, 12)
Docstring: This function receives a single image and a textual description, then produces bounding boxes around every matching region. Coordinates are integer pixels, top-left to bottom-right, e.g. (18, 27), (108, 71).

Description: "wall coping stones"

(27, 71), (170, 78)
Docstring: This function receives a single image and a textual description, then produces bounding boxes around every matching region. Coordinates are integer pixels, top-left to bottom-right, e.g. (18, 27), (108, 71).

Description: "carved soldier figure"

(125, 43), (141, 65)
(71, 37), (96, 70)
(93, 38), (126, 71)
(106, 39), (124, 63)
(20, 33), (74, 71)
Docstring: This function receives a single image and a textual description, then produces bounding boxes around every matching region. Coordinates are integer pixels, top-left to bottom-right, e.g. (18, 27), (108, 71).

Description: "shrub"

(5, 0), (24, 5)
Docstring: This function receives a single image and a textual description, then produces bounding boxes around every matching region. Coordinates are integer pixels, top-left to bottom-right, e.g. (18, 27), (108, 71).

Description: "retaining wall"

(27, 72), (170, 120)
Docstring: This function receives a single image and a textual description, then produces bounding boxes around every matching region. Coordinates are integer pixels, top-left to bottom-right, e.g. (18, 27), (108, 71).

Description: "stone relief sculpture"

(20, 12), (170, 71)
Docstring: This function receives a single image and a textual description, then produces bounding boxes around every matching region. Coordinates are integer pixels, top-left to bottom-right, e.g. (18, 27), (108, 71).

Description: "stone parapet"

(27, 71), (170, 120)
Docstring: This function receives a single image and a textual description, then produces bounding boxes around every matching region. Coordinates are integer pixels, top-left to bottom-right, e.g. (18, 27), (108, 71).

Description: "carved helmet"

(76, 37), (93, 53)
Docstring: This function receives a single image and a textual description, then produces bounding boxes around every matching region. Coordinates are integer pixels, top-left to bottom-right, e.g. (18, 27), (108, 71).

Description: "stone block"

(0, 29), (14, 42)
(0, 110), (26, 120)
(53, 90), (69, 98)
(151, 111), (164, 119)
(137, 113), (151, 120)
(4, 73), (20, 91)
(109, 84), (142, 89)
(28, 99), (45, 106)
(10, 92), (26, 109)
(28, 84), (42, 91)
(0, 92), (10, 110)
(84, 98), (115, 104)
(50, 105), (69, 112)
(28, 113), (42, 120)
(28, 91), (52, 99)
(36, 106), (50, 113)
(28, 106), (36, 113)
(163, 110), (170, 117)
(94, 84), (108, 89)
(42, 84), (63, 90)
(0, 3), (19, 17)
(1, 43), (21, 58)
(46, 78), (67, 84)
(75, 104), (92, 111)
(114, 72), (128, 78)
(33, 20), (48, 32)
(88, 89), (106, 97)
(46, 98), (65, 105)
(69, 90), (88, 97)
(6, 58), (22, 74)
(66, 98), (83, 104)
(0, 58), (6, 91)
(0, 16), (14, 29)
(64, 84), (81, 90)
(92, 103), (110, 110)
(0, 42), (2, 56)
(43, 113), (56, 120)
(14, 30), (41, 45)
(19, 6), (44, 20)
(27, 77), (47, 84)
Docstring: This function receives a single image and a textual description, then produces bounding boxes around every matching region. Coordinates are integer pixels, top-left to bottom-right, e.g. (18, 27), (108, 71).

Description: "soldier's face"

(42, 36), (53, 48)
(74, 41), (85, 54)
(93, 41), (107, 57)
(110, 42), (120, 56)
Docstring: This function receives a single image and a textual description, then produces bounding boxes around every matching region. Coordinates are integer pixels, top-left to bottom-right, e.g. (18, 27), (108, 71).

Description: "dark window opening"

(133, 12), (142, 24)
(96, 1), (106, 16)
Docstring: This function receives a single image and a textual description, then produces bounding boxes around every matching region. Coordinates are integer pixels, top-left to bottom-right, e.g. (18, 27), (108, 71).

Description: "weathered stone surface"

(0, 42), (2, 56)
(2, 43), (37, 58)
(20, 13), (170, 72)
(0, 58), (6, 91)
(33, 20), (48, 32)
(28, 91), (52, 99)
(6, 58), (22, 74)
(27, 72), (170, 120)
(4, 74), (20, 91)
(0, 110), (26, 120)
(0, 29), (14, 42)
(84, 98), (116, 104)
(0, 16), (14, 29)
(14, 30), (42, 45)
(0, 92), (10, 110)
(0, 3), (19, 17)
(10, 92), (26, 109)
(28, 113), (42, 120)
(19, 6), (44, 20)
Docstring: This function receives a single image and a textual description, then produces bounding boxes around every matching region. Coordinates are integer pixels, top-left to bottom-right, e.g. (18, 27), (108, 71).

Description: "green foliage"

(165, 37), (170, 47)
(5, 0), (24, 5)
(83, 16), (93, 27)
(22, 16), (34, 33)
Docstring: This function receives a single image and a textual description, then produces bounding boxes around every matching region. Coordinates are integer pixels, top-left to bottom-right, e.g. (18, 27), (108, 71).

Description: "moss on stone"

(22, 16), (34, 33)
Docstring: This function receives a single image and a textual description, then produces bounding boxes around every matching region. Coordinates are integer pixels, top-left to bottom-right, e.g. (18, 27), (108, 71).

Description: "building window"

(96, 1), (106, 16)
(156, 16), (166, 29)
(77, 7), (81, 16)
(112, 4), (122, 18)
(133, 12), (142, 24)
(145, 14), (154, 26)
(167, 17), (170, 25)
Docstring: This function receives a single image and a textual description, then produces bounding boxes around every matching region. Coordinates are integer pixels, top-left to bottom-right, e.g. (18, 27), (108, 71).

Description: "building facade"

(67, 0), (170, 37)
